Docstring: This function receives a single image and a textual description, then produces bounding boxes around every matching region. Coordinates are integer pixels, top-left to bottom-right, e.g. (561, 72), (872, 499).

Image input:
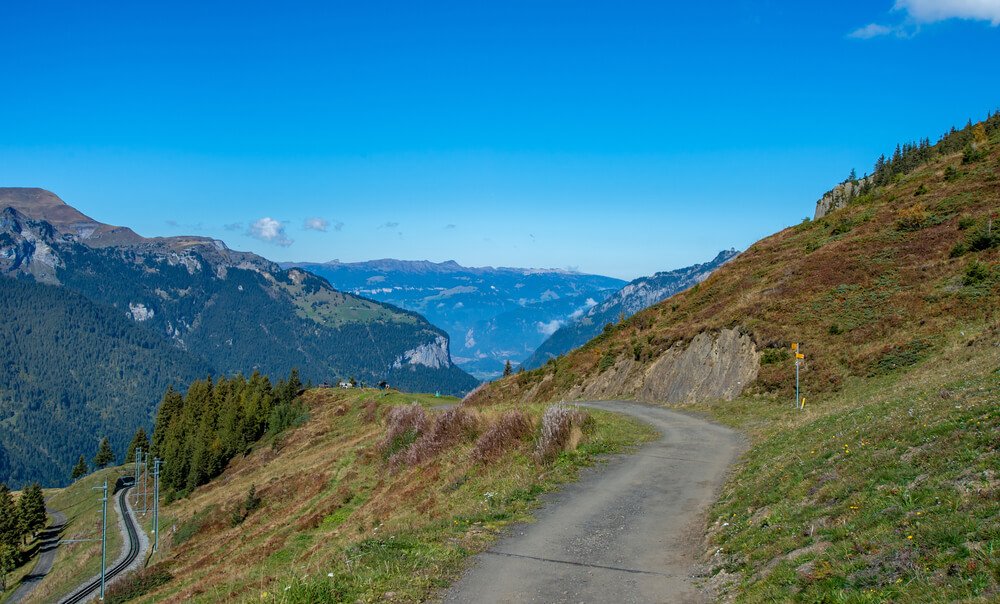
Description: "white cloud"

(852, 0), (1000, 38)
(895, 0), (1000, 25)
(248, 217), (293, 247)
(303, 217), (329, 232)
(536, 319), (564, 336)
(568, 298), (599, 321)
(848, 23), (895, 38)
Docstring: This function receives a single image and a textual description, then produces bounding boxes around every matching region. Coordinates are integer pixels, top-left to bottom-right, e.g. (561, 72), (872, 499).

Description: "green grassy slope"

(687, 326), (999, 602)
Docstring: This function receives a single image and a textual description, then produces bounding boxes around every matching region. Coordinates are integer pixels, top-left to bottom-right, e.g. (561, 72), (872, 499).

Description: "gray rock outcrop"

(814, 176), (872, 220)
(536, 328), (759, 404)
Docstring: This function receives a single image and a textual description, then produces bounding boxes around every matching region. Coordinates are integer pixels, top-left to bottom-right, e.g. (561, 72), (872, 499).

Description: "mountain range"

(523, 249), (739, 369)
(284, 259), (626, 379)
(0, 188), (477, 486)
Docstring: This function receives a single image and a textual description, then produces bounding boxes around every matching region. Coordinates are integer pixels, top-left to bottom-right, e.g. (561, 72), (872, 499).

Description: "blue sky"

(1, 1), (998, 279)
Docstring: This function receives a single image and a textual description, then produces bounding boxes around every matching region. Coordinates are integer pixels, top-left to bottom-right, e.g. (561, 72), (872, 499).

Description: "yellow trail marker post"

(792, 343), (803, 410)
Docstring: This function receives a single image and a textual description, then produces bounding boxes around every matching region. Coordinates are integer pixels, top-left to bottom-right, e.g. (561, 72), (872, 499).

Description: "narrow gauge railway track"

(61, 481), (140, 604)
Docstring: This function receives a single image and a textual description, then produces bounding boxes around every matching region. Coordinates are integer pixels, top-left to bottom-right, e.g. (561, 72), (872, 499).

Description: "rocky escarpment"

(514, 328), (760, 404)
(393, 335), (453, 369)
(814, 176), (873, 220)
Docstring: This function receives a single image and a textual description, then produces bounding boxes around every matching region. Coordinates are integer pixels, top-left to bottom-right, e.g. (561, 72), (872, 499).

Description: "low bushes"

(103, 567), (173, 603)
(472, 410), (534, 463)
(379, 404), (428, 461)
(399, 407), (480, 466)
(378, 403), (593, 468)
(536, 405), (592, 462)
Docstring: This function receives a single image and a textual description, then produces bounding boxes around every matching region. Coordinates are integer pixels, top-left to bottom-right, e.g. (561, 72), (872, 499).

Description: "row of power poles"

(61, 449), (165, 600)
(134, 448), (163, 551)
(79, 449), (164, 601)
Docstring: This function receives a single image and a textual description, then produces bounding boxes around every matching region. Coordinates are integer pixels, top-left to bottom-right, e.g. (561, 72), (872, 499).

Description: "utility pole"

(143, 452), (148, 515)
(92, 480), (108, 600)
(134, 448), (141, 490)
(153, 457), (161, 552)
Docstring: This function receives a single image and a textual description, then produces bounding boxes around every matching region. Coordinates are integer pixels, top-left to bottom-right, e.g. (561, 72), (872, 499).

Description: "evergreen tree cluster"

(0, 482), (46, 590)
(852, 110), (1000, 193)
(152, 369), (303, 495)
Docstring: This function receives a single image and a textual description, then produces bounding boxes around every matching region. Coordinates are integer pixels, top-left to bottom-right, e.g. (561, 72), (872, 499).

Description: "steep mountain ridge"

(469, 113), (1000, 407)
(0, 189), (477, 486)
(524, 249), (739, 368)
(286, 258), (626, 379)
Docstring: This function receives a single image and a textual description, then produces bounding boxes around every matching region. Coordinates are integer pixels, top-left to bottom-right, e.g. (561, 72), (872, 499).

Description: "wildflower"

(907, 535), (913, 540)
(327, 572), (335, 578)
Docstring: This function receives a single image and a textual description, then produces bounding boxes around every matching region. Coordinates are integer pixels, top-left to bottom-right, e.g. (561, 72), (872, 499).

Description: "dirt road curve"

(442, 400), (742, 604)
(7, 508), (67, 603)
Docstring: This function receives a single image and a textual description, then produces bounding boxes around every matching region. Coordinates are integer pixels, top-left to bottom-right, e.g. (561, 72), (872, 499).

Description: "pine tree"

(0, 485), (19, 585)
(71, 455), (88, 480)
(0, 541), (15, 591)
(17, 483), (46, 542)
(93, 437), (115, 469)
(503, 360), (513, 377)
(125, 427), (151, 463)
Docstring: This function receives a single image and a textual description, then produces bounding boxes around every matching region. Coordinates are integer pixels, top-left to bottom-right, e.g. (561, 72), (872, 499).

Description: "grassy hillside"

(124, 388), (653, 603)
(690, 325), (999, 601)
(469, 114), (999, 405)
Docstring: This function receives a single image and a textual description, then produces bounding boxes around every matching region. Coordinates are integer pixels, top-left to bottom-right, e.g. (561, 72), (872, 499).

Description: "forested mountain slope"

(0, 278), (210, 487)
(0, 189), (477, 486)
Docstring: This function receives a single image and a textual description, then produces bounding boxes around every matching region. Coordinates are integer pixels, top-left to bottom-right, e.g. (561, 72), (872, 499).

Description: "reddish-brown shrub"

(399, 407), (481, 466)
(361, 400), (378, 423)
(536, 405), (591, 462)
(472, 409), (534, 464)
(379, 403), (428, 460)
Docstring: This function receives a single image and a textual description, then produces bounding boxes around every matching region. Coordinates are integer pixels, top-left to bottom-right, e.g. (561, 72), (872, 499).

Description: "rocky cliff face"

(814, 176), (873, 220)
(517, 328), (759, 403)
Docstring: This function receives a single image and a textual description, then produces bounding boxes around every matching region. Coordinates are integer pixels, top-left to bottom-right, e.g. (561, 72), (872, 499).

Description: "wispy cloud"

(848, 23), (896, 39)
(378, 221), (399, 229)
(303, 217), (329, 232)
(223, 222), (243, 232)
(444, 224), (457, 230)
(248, 217), (293, 247)
(851, 0), (1000, 38)
(897, 0), (1000, 25)
(536, 319), (563, 336)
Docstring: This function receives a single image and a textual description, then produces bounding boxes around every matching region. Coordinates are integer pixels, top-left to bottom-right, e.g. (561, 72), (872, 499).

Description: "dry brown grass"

(468, 134), (999, 407)
(471, 409), (535, 463)
(128, 389), (654, 603)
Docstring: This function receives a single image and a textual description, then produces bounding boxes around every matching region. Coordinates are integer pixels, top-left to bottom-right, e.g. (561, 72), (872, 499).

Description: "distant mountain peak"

(0, 187), (145, 246)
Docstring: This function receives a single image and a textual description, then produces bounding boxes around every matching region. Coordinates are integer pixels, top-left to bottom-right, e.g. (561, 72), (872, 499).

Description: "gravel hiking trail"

(442, 400), (742, 603)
